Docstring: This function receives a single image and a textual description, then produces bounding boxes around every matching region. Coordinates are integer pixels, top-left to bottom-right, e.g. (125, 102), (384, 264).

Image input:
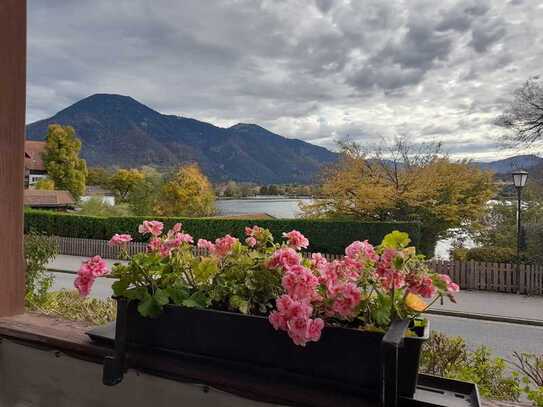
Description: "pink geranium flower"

(407, 275), (436, 298)
(282, 230), (309, 250)
(79, 256), (109, 278)
(138, 220), (164, 236)
(74, 272), (95, 297)
(197, 239), (215, 253)
(267, 247), (300, 270)
(439, 274), (460, 293)
(281, 265), (319, 301)
(330, 283), (362, 319)
(307, 318), (324, 342)
(108, 234), (133, 247)
(345, 240), (379, 263)
(245, 236), (257, 247)
(75, 255), (108, 296)
(214, 235), (238, 257)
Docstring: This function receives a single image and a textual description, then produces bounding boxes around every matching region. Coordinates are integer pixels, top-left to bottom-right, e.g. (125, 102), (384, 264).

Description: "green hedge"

(25, 209), (425, 255)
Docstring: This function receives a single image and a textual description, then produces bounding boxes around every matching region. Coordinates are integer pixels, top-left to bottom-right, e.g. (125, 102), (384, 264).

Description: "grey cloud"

(436, 0), (490, 32)
(470, 16), (507, 52)
(26, 0), (543, 161)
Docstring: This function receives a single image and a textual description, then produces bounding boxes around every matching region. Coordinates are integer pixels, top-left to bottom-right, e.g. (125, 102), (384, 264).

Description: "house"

(23, 189), (75, 211)
(24, 140), (48, 188)
(81, 185), (116, 206)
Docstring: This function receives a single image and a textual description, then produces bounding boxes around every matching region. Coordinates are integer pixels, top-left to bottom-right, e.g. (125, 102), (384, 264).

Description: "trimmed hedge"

(25, 209), (425, 255)
(465, 246), (517, 263)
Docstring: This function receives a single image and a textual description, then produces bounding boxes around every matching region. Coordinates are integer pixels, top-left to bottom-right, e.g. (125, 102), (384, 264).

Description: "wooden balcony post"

(0, 0), (27, 316)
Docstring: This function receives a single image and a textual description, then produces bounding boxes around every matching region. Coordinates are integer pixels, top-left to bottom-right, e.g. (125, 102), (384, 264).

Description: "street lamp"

(512, 170), (528, 293)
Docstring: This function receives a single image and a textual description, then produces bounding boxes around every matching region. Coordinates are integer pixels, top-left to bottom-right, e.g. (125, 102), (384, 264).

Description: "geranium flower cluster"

(267, 232), (460, 346)
(77, 221), (194, 296)
(74, 255), (109, 296)
(197, 234), (239, 257)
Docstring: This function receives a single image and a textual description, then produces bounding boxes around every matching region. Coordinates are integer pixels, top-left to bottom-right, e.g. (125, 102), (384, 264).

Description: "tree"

(78, 197), (132, 217)
(301, 139), (496, 253)
(475, 184), (543, 263)
(34, 178), (55, 190)
(223, 181), (242, 198)
(155, 163), (216, 217)
(109, 168), (145, 202)
(127, 166), (163, 216)
(43, 124), (87, 200)
(497, 78), (543, 147)
(87, 167), (112, 187)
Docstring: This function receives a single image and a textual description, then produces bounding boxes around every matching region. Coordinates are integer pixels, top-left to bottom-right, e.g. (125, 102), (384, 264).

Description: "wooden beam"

(0, 0), (26, 316)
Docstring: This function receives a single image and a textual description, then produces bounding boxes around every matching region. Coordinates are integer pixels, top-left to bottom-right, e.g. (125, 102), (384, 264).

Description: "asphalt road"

(52, 271), (543, 360)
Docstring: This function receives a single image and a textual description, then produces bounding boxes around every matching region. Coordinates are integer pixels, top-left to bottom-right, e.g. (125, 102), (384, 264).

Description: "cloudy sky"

(27, 0), (543, 160)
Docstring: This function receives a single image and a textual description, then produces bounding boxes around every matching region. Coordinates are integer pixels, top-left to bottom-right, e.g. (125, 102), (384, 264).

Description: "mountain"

(474, 155), (543, 174)
(25, 94), (337, 184)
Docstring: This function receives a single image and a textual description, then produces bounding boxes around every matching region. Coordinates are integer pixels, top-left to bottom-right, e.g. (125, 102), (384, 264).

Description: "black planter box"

(120, 300), (428, 399)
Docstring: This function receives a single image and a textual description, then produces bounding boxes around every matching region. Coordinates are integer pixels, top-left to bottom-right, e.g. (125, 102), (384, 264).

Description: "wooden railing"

(51, 236), (543, 295)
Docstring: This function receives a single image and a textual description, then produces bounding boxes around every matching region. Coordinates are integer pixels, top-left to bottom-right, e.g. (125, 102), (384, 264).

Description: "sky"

(27, 0), (543, 160)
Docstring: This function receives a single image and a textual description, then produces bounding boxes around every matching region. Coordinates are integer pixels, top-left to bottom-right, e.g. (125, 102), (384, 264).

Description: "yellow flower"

(405, 293), (428, 312)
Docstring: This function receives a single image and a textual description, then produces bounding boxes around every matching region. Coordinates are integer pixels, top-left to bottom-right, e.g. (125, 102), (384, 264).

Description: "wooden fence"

(52, 236), (543, 295)
(428, 260), (543, 295)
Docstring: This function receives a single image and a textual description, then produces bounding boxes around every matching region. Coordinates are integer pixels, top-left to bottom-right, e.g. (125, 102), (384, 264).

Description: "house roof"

(24, 140), (47, 171)
(84, 185), (114, 196)
(24, 189), (75, 208)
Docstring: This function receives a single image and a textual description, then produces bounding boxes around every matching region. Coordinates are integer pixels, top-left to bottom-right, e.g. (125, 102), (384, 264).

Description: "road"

(51, 271), (543, 360)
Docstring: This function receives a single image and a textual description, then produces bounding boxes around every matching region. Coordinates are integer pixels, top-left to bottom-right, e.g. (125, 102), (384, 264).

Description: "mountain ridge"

(25, 94), (337, 184)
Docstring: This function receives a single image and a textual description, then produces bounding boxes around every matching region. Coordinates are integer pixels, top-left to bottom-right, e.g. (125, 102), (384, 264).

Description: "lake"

(216, 198), (462, 258)
(216, 197), (311, 219)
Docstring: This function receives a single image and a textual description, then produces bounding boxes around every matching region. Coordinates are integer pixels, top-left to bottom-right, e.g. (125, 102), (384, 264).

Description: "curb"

(427, 309), (543, 327)
(47, 268), (77, 275)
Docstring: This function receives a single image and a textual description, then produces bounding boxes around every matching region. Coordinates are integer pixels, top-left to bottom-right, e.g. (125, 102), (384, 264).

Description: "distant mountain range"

(26, 93), (541, 183)
(473, 155), (543, 174)
(26, 94), (337, 184)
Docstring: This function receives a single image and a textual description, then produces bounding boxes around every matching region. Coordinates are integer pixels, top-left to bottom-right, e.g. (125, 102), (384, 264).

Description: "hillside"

(25, 94), (337, 184)
(474, 155), (543, 174)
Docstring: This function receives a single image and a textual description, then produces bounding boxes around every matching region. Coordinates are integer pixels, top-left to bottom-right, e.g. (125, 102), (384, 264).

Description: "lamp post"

(512, 170), (528, 293)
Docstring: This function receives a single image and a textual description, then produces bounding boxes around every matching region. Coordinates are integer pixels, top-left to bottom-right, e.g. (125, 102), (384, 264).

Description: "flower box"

(119, 299), (429, 400)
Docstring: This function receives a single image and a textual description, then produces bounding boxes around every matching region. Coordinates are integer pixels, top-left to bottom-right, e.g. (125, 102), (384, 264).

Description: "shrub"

(465, 246), (517, 263)
(24, 231), (58, 307)
(511, 352), (543, 406)
(24, 209), (425, 255)
(421, 332), (521, 401)
(33, 290), (116, 325)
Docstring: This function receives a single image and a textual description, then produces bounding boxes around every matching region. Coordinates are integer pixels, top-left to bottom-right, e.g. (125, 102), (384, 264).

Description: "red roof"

(24, 141), (47, 171)
(24, 190), (75, 208)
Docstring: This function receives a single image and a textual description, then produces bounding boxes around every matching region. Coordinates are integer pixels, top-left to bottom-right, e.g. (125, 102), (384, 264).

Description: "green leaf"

(111, 279), (129, 297)
(165, 286), (189, 305)
(137, 293), (162, 317)
(182, 291), (208, 308)
(153, 288), (170, 306)
(124, 286), (147, 301)
(229, 295), (250, 314)
(381, 231), (411, 249)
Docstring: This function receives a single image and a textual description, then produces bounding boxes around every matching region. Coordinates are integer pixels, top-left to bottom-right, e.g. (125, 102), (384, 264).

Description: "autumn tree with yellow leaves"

(155, 163), (216, 217)
(301, 139), (496, 253)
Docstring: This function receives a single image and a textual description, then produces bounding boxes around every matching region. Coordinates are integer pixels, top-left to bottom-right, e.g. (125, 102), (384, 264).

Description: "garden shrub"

(24, 231), (58, 307)
(511, 352), (543, 406)
(24, 209), (427, 255)
(465, 246), (517, 263)
(421, 332), (521, 402)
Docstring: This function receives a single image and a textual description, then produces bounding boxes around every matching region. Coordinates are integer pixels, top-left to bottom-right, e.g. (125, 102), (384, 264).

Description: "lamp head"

(512, 170), (528, 188)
